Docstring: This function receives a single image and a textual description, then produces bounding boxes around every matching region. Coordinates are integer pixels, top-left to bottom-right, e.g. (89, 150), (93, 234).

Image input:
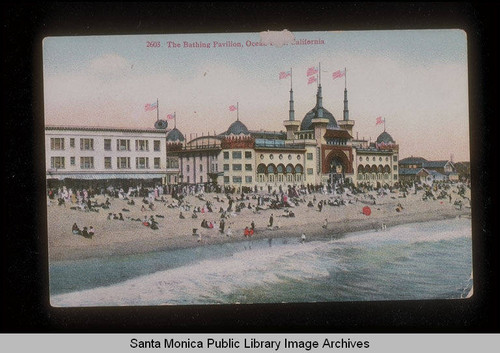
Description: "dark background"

(1, 2), (498, 333)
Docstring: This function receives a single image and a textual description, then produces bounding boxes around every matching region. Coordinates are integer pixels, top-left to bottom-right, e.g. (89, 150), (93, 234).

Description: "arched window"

(257, 163), (266, 174)
(277, 164), (285, 174)
(267, 164), (276, 174)
(295, 164), (303, 174)
(358, 165), (365, 174)
(286, 164), (294, 174)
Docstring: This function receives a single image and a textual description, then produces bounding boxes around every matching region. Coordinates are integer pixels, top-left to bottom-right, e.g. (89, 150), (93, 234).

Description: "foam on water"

(51, 217), (472, 307)
(51, 240), (331, 306)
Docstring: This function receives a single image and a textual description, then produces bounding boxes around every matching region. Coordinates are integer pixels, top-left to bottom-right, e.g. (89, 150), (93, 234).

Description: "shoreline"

(48, 196), (471, 263)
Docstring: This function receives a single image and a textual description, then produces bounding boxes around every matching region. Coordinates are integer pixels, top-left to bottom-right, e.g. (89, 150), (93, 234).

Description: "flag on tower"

(166, 113), (176, 120)
(306, 66), (318, 76)
(229, 105), (237, 112)
(279, 71), (291, 79)
(144, 102), (157, 111)
(332, 69), (346, 80)
(376, 116), (384, 125)
(307, 76), (317, 85)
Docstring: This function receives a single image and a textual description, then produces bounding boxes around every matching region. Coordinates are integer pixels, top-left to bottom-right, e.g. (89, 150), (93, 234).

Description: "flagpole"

(174, 112), (176, 128)
(237, 102), (239, 121)
(290, 67), (293, 90)
(156, 98), (159, 121)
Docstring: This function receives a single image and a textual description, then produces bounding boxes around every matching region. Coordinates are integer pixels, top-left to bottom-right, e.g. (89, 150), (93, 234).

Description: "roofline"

(45, 125), (170, 134)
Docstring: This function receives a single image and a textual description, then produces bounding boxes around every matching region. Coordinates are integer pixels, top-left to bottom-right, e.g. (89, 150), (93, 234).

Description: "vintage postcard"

(43, 30), (472, 307)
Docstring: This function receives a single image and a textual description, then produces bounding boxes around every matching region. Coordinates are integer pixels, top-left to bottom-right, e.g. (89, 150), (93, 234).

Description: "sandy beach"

(47, 185), (471, 262)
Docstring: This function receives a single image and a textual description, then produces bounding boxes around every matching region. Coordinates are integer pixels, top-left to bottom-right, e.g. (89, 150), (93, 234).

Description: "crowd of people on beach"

(47, 179), (471, 244)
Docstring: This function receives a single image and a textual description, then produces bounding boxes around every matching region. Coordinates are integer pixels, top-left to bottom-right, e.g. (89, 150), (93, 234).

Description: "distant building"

(398, 156), (459, 183)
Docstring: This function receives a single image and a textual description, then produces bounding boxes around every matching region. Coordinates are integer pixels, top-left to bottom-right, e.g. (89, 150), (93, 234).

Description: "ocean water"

(50, 217), (473, 307)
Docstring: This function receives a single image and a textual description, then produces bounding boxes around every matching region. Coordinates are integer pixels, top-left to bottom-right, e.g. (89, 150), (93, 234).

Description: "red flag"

(279, 71), (291, 79)
(166, 113), (175, 120)
(332, 69), (345, 80)
(307, 76), (317, 85)
(306, 66), (318, 76)
(376, 116), (384, 125)
(229, 105), (237, 112)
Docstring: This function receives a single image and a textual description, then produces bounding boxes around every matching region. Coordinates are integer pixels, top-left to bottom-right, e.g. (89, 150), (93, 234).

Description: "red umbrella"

(362, 206), (371, 216)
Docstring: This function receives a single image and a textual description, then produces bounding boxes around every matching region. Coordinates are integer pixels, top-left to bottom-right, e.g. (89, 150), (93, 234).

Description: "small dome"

(376, 131), (395, 144)
(166, 128), (185, 142)
(300, 105), (338, 131)
(224, 120), (249, 135)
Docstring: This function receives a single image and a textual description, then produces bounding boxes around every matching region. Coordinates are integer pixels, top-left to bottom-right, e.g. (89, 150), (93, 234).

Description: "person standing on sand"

(301, 233), (306, 243)
(322, 218), (328, 229)
(268, 214), (274, 228)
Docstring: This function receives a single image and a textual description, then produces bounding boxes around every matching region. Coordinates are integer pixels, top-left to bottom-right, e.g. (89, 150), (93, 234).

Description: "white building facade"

(45, 126), (169, 186)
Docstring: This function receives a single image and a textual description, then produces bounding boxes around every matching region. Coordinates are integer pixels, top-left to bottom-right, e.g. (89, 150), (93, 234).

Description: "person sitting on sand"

(226, 226), (232, 237)
(301, 233), (306, 243)
(118, 213), (124, 221)
(72, 223), (81, 235)
(179, 211), (185, 219)
(88, 226), (95, 237)
(322, 218), (328, 229)
(82, 226), (90, 239)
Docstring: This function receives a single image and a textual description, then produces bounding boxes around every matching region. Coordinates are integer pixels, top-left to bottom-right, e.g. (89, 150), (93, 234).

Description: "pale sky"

(43, 30), (470, 161)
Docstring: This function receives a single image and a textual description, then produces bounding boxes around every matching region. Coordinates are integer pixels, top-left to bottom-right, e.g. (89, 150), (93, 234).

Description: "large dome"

(376, 131), (395, 144)
(166, 127), (185, 142)
(300, 105), (338, 131)
(224, 120), (249, 135)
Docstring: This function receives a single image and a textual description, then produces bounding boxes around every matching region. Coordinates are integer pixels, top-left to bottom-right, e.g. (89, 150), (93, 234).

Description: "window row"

(357, 173), (398, 181)
(357, 165), (397, 173)
(359, 155), (398, 162)
(259, 154), (302, 161)
(223, 163), (253, 171)
(256, 163), (304, 175)
(185, 163), (219, 173)
(223, 151), (253, 159)
(223, 176), (253, 184)
(50, 156), (161, 170)
(50, 138), (162, 151)
(256, 174), (304, 183)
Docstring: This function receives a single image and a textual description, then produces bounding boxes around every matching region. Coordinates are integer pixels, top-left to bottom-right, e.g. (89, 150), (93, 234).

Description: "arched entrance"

(329, 156), (346, 185)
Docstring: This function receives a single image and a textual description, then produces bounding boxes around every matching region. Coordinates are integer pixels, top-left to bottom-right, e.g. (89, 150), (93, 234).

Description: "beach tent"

(362, 206), (372, 216)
